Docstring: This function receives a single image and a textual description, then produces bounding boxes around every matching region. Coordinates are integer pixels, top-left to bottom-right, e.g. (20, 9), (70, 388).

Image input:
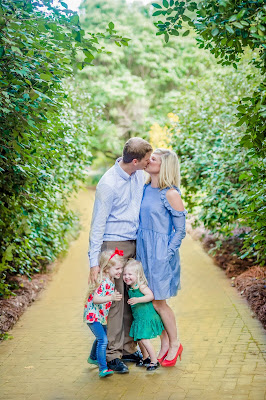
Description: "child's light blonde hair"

(147, 148), (180, 189)
(124, 259), (148, 288)
(87, 250), (124, 294)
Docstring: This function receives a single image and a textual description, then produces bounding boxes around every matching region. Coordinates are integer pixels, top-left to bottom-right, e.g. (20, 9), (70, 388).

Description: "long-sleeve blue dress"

(136, 184), (187, 300)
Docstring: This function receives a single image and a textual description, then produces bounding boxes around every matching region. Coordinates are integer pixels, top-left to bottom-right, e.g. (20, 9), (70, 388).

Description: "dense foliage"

(152, 0), (266, 150)
(0, 0), (128, 296)
(76, 0), (235, 161)
(151, 0), (266, 263)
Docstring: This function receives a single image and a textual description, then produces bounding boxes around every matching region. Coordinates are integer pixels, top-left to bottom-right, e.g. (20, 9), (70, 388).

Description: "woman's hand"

(111, 290), (122, 302)
(127, 297), (140, 305)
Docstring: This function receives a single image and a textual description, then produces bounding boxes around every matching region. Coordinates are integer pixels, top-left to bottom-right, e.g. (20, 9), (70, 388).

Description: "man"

(88, 137), (152, 373)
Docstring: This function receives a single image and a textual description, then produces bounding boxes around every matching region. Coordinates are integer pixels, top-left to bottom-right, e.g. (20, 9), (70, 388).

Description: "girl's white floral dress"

(83, 277), (115, 325)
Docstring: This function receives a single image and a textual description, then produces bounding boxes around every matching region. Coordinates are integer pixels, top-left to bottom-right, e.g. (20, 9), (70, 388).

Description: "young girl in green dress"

(123, 259), (164, 371)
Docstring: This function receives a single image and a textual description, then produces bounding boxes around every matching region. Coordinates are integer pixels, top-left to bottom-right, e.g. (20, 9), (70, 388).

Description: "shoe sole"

(112, 369), (129, 374)
(99, 373), (114, 378)
(87, 359), (98, 365)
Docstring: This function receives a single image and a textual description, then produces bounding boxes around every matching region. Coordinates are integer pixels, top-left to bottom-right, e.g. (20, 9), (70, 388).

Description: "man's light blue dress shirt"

(89, 159), (145, 268)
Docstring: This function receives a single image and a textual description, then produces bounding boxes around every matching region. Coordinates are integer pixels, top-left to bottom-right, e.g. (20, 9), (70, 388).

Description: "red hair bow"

(109, 247), (124, 260)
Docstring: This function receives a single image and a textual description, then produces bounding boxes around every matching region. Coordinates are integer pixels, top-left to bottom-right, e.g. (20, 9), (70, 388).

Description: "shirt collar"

(115, 157), (135, 181)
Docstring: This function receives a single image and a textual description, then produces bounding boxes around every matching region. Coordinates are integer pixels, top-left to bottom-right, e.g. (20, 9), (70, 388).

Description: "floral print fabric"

(83, 277), (115, 325)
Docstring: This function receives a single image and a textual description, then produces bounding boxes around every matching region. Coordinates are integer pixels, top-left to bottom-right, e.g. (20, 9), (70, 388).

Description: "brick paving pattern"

(0, 189), (265, 400)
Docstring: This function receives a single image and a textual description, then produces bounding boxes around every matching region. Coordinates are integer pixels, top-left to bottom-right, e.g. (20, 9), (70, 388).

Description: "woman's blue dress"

(136, 184), (187, 300)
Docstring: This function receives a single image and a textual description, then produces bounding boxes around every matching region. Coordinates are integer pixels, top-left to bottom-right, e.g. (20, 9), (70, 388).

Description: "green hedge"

(0, 0), (127, 296)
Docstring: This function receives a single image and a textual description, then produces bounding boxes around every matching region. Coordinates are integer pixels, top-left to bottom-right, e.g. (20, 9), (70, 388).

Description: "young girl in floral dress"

(84, 248), (124, 378)
(123, 259), (164, 371)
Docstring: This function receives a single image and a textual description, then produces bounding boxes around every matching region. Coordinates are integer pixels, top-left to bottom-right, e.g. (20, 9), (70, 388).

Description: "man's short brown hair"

(123, 137), (152, 163)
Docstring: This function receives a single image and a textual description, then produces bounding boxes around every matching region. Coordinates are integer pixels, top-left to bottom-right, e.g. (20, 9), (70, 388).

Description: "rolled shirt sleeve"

(88, 183), (114, 268)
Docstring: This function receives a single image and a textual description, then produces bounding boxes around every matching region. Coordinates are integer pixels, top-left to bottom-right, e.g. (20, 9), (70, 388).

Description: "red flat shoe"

(157, 350), (168, 363)
(161, 344), (183, 367)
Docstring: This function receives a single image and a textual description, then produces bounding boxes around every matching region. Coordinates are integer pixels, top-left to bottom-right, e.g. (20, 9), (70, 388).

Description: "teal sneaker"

(87, 357), (98, 365)
(99, 369), (114, 378)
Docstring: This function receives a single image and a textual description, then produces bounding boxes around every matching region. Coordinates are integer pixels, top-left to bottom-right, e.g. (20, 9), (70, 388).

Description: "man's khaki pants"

(101, 240), (137, 362)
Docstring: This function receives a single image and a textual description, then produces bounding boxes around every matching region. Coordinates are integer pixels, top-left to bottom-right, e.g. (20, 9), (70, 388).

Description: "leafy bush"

(152, 0), (266, 263)
(0, 0), (128, 296)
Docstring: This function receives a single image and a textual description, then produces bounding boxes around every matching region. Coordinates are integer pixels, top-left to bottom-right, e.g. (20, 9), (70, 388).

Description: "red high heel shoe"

(161, 344), (183, 367)
(157, 350), (168, 363)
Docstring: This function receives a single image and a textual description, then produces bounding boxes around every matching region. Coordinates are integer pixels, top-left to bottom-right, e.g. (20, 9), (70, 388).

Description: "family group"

(83, 138), (187, 378)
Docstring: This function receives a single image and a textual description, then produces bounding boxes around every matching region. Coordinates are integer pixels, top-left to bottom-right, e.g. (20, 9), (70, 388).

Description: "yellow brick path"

(0, 189), (265, 400)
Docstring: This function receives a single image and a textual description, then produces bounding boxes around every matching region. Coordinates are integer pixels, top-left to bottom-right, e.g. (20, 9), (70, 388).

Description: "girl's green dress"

(128, 287), (164, 341)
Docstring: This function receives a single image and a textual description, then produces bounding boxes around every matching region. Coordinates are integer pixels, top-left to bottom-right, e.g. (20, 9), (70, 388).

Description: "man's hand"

(127, 297), (139, 305)
(111, 290), (122, 302)
(89, 266), (100, 284)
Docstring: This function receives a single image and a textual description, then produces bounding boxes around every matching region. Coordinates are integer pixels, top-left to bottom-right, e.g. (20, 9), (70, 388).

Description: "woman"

(136, 148), (187, 367)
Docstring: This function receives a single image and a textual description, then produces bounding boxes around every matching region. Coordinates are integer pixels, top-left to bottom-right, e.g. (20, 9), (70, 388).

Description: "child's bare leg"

(140, 339), (157, 364)
(138, 341), (149, 359)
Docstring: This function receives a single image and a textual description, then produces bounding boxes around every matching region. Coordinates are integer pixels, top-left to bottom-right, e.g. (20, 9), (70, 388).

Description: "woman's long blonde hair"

(147, 148), (180, 189)
(87, 250), (124, 294)
(124, 259), (148, 288)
